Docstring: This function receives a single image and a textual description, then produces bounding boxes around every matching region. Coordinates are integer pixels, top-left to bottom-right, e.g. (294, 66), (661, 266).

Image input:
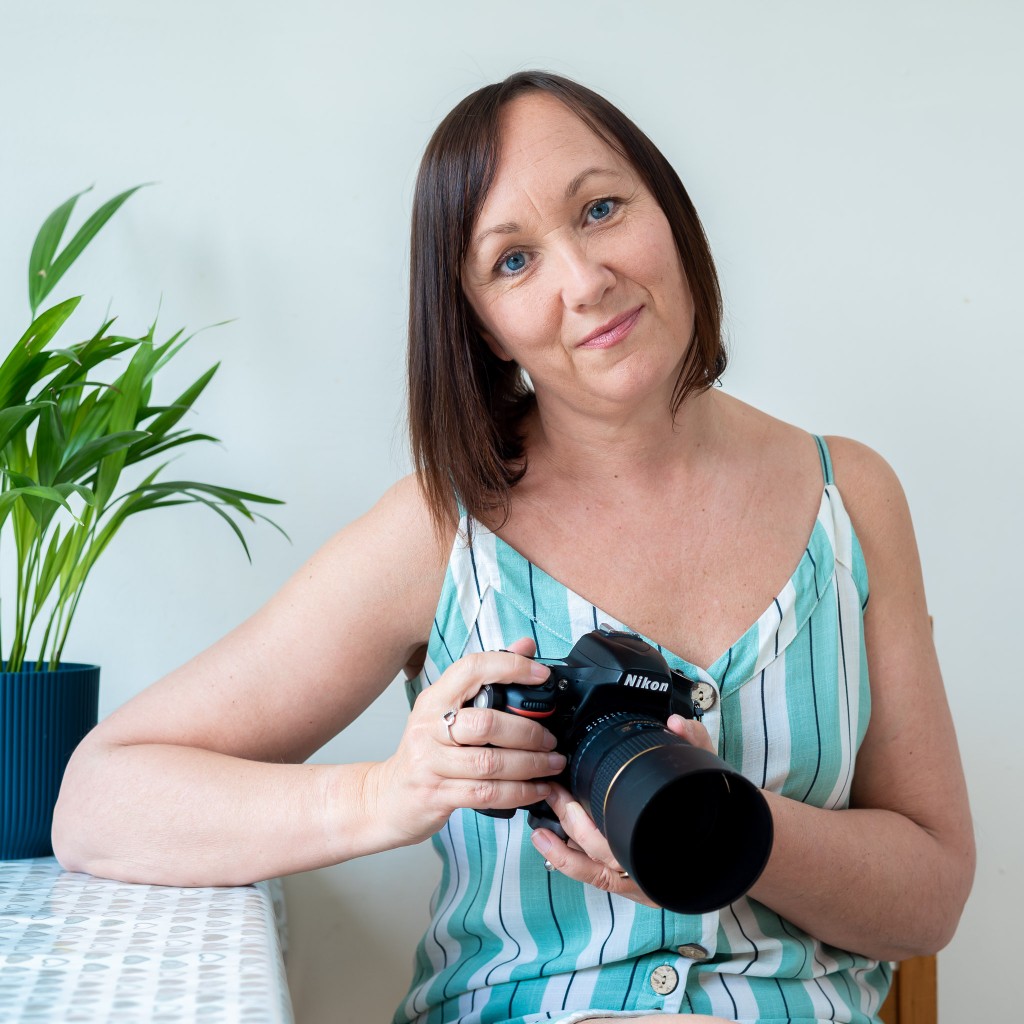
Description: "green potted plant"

(0, 187), (284, 859)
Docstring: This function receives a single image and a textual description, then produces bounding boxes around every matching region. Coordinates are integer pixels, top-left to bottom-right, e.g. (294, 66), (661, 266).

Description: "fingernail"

(548, 753), (567, 770)
(531, 663), (550, 680)
(532, 831), (553, 854)
(541, 731), (558, 751)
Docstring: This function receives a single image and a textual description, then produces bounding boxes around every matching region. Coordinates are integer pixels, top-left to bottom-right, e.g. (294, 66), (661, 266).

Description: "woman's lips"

(577, 305), (644, 349)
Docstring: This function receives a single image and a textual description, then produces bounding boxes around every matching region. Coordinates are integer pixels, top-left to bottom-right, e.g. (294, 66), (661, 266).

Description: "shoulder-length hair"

(408, 70), (726, 537)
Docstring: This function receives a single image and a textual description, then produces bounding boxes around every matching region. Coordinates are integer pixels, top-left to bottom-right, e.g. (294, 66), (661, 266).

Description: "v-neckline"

(477, 486), (840, 692)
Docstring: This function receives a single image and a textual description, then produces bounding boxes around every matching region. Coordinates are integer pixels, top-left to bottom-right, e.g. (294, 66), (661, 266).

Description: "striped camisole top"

(394, 437), (891, 1024)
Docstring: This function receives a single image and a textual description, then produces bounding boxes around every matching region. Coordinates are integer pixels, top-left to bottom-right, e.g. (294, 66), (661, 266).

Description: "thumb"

(667, 714), (717, 753)
(503, 636), (537, 658)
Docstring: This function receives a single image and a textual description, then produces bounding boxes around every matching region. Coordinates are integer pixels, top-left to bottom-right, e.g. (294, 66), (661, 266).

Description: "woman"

(53, 72), (975, 1024)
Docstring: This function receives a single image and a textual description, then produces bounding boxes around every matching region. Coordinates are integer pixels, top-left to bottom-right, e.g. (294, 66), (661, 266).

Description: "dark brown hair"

(408, 70), (726, 536)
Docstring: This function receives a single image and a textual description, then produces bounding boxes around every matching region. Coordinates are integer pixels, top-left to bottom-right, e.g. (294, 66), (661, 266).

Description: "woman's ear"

(466, 297), (514, 362)
(480, 328), (514, 362)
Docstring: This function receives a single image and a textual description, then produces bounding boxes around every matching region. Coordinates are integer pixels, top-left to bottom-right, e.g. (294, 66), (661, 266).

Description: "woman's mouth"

(577, 306), (644, 349)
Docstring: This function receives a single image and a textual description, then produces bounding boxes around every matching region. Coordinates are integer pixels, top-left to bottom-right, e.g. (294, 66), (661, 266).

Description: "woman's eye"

(498, 251), (528, 275)
(587, 199), (616, 222)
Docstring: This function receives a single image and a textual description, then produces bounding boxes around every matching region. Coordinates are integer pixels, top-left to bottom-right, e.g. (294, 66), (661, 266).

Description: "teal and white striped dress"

(395, 438), (891, 1024)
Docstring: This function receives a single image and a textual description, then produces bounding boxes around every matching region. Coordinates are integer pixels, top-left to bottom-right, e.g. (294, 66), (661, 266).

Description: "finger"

(545, 785), (619, 868)
(422, 645), (551, 714)
(503, 637), (537, 657)
(450, 704), (557, 751)
(530, 827), (649, 902)
(667, 713), (717, 753)
(445, 777), (556, 814)
(441, 742), (566, 783)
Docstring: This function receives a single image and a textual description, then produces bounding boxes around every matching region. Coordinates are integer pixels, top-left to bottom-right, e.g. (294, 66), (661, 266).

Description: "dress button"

(677, 943), (709, 961)
(650, 964), (679, 995)
(691, 682), (716, 712)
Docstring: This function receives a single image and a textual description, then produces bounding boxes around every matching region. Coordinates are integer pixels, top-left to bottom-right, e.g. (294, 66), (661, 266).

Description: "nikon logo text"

(623, 673), (669, 692)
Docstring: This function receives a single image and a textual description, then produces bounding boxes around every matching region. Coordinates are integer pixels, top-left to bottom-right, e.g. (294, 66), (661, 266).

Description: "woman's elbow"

(50, 739), (123, 878)
(892, 829), (976, 960)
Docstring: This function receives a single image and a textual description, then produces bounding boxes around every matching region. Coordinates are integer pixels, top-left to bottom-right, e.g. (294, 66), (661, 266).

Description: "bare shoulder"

(319, 472), (449, 585)
(723, 407), (918, 586)
(822, 435), (916, 566)
(824, 435), (905, 502)
(245, 470), (451, 685)
(825, 438), (935, 721)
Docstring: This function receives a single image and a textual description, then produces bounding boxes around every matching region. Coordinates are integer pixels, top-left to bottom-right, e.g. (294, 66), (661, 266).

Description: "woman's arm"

(532, 439), (975, 962)
(52, 476), (564, 886)
(742, 436), (975, 960)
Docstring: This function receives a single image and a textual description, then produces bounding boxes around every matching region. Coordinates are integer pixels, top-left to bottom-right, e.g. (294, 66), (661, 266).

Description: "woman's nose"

(558, 240), (616, 310)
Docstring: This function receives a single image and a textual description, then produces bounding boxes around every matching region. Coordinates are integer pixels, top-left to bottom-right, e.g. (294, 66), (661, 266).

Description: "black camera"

(473, 625), (773, 914)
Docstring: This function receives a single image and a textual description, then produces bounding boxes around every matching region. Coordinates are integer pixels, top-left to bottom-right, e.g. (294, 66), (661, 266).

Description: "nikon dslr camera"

(474, 625), (773, 914)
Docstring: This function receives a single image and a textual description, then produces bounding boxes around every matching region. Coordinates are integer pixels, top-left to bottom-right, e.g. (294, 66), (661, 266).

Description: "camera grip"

(482, 799), (570, 844)
(525, 804), (569, 841)
(472, 681), (558, 718)
(469, 683), (560, 824)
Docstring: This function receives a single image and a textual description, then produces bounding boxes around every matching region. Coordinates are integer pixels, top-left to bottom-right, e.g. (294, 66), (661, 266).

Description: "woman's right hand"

(362, 638), (567, 848)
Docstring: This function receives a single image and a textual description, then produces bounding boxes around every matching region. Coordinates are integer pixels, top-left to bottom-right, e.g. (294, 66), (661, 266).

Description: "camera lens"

(570, 713), (773, 914)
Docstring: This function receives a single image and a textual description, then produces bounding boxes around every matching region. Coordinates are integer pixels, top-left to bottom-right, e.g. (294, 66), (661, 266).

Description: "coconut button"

(677, 943), (709, 961)
(691, 682), (717, 712)
(650, 964), (679, 995)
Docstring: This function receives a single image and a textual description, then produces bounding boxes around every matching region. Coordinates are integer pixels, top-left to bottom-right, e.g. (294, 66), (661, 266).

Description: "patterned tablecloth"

(0, 857), (293, 1023)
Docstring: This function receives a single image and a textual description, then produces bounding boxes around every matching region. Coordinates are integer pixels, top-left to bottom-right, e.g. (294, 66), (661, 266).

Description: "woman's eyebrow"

(472, 221), (520, 255)
(563, 165), (621, 200)
(470, 167), (625, 259)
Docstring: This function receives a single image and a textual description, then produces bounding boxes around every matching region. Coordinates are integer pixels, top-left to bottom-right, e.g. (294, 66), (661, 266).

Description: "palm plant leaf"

(55, 430), (150, 486)
(0, 298), (80, 407)
(124, 431), (221, 464)
(29, 185), (149, 315)
(27, 189), (90, 313)
(0, 482), (79, 523)
(35, 400), (66, 486)
(4, 187), (286, 672)
(136, 364), (219, 439)
(0, 403), (45, 452)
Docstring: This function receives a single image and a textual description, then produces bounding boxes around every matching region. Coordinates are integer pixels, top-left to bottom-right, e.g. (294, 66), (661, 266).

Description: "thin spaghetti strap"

(814, 434), (834, 485)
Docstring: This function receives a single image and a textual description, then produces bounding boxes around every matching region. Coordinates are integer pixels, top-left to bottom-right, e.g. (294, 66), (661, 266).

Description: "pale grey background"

(1, 1), (1020, 1021)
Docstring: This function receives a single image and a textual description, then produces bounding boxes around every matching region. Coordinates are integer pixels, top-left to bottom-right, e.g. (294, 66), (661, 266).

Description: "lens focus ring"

(571, 715), (670, 833)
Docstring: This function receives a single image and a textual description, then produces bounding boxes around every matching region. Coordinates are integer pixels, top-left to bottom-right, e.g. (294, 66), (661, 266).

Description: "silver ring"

(442, 708), (463, 746)
(543, 859), (556, 872)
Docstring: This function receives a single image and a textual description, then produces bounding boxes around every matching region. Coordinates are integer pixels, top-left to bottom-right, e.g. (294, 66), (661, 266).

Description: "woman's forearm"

(51, 739), (380, 887)
(749, 791), (974, 961)
(52, 646), (563, 888)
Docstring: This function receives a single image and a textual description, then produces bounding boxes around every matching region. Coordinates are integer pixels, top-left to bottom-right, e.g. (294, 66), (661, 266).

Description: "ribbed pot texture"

(1, 664), (100, 859)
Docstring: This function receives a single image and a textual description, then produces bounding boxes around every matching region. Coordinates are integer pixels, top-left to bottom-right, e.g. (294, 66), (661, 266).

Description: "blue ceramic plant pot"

(0, 663), (100, 859)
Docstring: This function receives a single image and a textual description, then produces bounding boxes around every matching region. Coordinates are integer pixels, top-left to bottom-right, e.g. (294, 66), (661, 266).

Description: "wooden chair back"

(878, 954), (937, 1023)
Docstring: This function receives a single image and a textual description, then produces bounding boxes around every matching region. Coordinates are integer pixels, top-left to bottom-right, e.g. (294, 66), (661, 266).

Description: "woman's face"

(461, 92), (695, 419)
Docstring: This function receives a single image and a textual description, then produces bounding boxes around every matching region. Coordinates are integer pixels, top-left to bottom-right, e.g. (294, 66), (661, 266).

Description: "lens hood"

(574, 719), (774, 914)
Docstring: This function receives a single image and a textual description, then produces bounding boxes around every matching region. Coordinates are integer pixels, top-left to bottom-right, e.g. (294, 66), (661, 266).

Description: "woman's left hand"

(529, 714), (717, 906)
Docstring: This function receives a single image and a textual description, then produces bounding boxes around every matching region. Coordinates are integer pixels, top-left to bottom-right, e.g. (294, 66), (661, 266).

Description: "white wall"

(1, 2), (1020, 1020)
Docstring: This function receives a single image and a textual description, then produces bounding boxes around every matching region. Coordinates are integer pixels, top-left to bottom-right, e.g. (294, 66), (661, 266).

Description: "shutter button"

(650, 964), (679, 995)
(691, 682), (716, 712)
(677, 943), (709, 961)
